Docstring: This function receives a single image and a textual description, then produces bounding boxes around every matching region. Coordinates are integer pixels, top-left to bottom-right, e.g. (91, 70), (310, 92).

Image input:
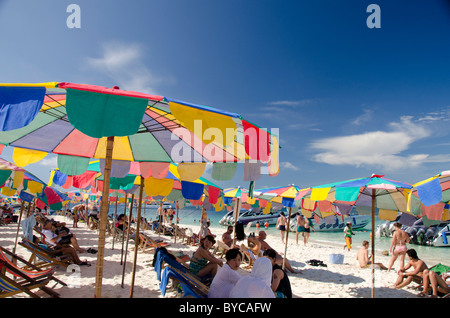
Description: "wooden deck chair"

(240, 244), (257, 269)
(0, 246), (66, 288)
(138, 233), (170, 253)
(0, 260), (60, 298)
(213, 240), (231, 258)
(18, 239), (72, 269)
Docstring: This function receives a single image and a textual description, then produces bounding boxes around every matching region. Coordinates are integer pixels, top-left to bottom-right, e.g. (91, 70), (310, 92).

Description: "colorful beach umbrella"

(407, 171), (450, 225)
(0, 82), (278, 297)
(309, 174), (413, 298)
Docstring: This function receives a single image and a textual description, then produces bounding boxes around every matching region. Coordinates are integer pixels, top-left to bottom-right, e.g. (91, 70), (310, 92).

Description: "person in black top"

(263, 248), (292, 298)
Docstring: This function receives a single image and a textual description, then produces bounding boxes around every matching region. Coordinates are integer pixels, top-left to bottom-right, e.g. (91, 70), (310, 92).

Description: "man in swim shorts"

(276, 212), (287, 244)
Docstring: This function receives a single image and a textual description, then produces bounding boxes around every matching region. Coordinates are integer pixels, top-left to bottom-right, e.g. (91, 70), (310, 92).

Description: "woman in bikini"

(387, 222), (410, 271)
(189, 235), (223, 278)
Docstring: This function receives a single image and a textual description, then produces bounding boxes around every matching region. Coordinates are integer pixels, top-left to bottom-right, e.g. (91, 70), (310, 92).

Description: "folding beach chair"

(18, 239), (72, 269)
(138, 233), (170, 253)
(0, 246), (66, 287)
(213, 240), (231, 258)
(240, 244), (257, 269)
(0, 259), (61, 298)
(160, 265), (209, 298)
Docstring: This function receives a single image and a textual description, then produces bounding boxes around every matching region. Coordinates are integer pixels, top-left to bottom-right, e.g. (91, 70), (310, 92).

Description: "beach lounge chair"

(0, 246), (66, 288)
(160, 265), (209, 298)
(18, 239), (72, 269)
(0, 256), (62, 298)
(213, 240), (231, 258)
(138, 233), (170, 253)
(240, 244), (257, 268)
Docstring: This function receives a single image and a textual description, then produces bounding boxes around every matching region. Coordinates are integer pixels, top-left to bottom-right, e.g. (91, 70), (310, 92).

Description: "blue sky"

(1, 0), (450, 192)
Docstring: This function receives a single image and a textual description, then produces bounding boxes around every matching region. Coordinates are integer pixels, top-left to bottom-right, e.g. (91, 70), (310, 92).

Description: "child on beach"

(343, 222), (354, 251)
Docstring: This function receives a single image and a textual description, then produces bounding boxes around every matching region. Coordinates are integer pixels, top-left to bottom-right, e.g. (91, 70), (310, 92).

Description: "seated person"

(208, 248), (242, 298)
(419, 269), (450, 297)
(222, 226), (239, 248)
(264, 248), (292, 298)
(257, 231), (298, 274)
(357, 240), (387, 269)
(392, 249), (428, 289)
(41, 219), (85, 253)
(32, 235), (90, 266)
(189, 235), (223, 279)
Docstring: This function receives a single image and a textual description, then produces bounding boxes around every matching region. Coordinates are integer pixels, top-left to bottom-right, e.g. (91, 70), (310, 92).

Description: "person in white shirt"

(208, 248), (242, 298)
(230, 257), (275, 298)
(41, 220), (85, 253)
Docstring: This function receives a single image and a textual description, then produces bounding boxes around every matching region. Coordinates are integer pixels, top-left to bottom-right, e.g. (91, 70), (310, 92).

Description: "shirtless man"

(222, 226), (234, 247)
(296, 214), (306, 245)
(71, 204), (86, 228)
(257, 231), (298, 273)
(387, 222), (410, 271)
(357, 240), (387, 269)
(392, 249), (428, 289)
(276, 212), (287, 244)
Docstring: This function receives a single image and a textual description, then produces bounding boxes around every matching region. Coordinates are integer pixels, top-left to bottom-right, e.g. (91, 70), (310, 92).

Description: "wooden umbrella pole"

(282, 206), (293, 271)
(232, 198), (241, 246)
(12, 200), (26, 254)
(130, 177), (144, 298)
(174, 201), (179, 244)
(121, 193), (134, 288)
(94, 135), (115, 298)
(371, 188), (376, 298)
(111, 196), (118, 250)
(120, 194), (128, 265)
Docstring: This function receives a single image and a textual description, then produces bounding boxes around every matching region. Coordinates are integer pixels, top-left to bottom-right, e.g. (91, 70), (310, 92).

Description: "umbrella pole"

(111, 196), (118, 250)
(120, 194), (128, 265)
(12, 200), (26, 254)
(130, 177), (144, 298)
(371, 188), (376, 298)
(282, 207), (292, 271)
(175, 201), (179, 244)
(232, 198), (241, 246)
(94, 135), (115, 298)
(121, 193), (134, 288)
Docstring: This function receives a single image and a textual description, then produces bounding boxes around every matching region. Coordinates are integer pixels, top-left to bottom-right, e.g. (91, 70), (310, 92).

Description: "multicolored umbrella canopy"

(0, 82), (279, 177)
(407, 171), (450, 224)
(307, 174), (413, 298)
(255, 184), (303, 207)
(0, 81), (279, 298)
(49, 160), (222, 203)
(0, 157), (67, 210)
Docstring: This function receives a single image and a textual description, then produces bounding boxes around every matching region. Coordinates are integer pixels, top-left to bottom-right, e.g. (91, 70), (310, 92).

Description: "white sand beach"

(0, 214), (428, 299)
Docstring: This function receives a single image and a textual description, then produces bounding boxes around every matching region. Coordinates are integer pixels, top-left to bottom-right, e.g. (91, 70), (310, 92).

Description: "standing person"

(264, 221), (269, 230)
(208, 248), (242, 298)
(343, 222), (354, 251)
(392, 249), (428, 289)
(156, 202), (164, 232)
(303, 217), (314, 245)
(387, 222), (410, 271)
(71, 204), (85, 228)
(264, 248), (292, 298)
(276, 212), (287, 244)
(296, 214), (305, 245)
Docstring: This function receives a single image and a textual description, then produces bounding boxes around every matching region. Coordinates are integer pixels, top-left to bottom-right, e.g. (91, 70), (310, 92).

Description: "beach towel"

(21, 215), (36, 242)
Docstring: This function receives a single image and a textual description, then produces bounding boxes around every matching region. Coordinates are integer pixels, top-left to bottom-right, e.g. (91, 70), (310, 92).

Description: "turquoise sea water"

(88, 203), (449, 267)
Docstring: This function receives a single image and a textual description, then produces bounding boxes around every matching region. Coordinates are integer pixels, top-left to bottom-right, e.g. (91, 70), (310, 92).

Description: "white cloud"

(38, 156), (58, 167)
(309, 116), (450, 171)
(85, 41), (173, 95)
(280, 161), (300, 171)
